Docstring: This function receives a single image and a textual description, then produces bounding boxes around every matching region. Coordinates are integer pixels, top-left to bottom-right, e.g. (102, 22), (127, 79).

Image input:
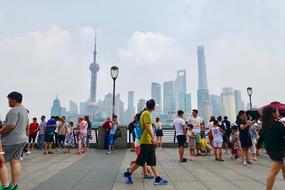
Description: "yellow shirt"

(139, 110), (153, 144)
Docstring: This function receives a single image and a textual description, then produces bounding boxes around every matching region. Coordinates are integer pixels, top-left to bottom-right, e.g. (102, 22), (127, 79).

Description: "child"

(187, 125), (196, 161)
(64, 122), (75, 153)
(230, 125), (241, 160)
(211, 120), (224, 161)
(199, 134), (211, 156)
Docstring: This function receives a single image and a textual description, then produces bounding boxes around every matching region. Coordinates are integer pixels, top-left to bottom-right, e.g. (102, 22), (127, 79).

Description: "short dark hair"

(156, 117), (160, 122)
(113, 115), (118, 119)
(146, 99), (156, 110)
(224, 116), (228, 120)
(217, 116), (222, 121)
(213, 120), (219, 126)
(33, 117), (37, 120)
(41, 115), (46, 119)
(69, 121), (74, 125)
(232, 125), (238, 130)
(7, 91), (23, 103)
(192, 109), (198, 114)
(177, 110), (184, 116)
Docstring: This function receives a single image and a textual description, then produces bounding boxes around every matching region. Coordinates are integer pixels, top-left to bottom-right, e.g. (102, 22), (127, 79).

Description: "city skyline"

(1, 1), (285, 119)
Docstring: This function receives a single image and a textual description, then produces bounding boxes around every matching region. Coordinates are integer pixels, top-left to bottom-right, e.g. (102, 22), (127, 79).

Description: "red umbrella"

(259, 101), (285, 116)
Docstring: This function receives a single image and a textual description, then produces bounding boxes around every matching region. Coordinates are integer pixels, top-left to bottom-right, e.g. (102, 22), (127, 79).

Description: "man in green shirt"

(123, 99), (168, 185)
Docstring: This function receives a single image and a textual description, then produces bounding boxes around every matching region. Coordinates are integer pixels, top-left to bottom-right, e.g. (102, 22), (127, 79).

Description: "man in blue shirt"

(44, 117), (56, 155)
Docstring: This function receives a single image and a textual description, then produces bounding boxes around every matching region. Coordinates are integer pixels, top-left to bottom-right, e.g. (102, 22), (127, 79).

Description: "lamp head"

(247, 87), (253, 96)
(110, 66), (119, 80)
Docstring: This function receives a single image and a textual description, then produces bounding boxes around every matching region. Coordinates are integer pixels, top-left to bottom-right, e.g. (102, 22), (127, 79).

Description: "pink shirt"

(80, 120), (88, 136)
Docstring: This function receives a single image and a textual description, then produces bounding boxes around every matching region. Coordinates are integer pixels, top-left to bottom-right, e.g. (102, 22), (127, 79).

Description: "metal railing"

(127, 127), (176, 143)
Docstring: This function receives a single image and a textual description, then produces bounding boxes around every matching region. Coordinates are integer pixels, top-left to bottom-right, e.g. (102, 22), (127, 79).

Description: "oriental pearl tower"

(89, 35), (100, 102)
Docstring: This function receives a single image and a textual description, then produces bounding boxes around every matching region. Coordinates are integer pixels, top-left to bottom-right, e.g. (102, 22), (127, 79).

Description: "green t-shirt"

(139, 110), (153, 144)
(263, 121), (285, 152)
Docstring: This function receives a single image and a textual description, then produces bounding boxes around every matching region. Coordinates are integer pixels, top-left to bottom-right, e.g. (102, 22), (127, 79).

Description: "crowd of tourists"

(0, 92), (284, 189)
(26, 115), (92, 155)
(122, 99), (284, 189)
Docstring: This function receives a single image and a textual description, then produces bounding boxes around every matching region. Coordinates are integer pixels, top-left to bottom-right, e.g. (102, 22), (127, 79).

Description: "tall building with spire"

(197, 45), (212, 123)
(89, 35), (100, 102)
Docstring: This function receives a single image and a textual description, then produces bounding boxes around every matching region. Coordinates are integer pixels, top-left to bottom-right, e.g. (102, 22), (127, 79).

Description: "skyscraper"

(137, 99), (146, 113)
(51, 96), (66, 117)
(89, 35), (100, 102)
(163, 81), (176, 118)
(151, 82), (162, 120)
(197, 45), (212, 122)
(175, 70), (187, 112)
(221, 87), (236, 122)
(210, 94), (222, 117)
(234, 90), (244, 113)
(126, 91), (136, 123)
(185, 93), (192, 116)
(68, 100), (78, 124)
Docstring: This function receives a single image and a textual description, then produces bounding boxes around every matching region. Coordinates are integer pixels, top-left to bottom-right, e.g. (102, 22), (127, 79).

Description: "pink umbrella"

(259, 101), (285, 116)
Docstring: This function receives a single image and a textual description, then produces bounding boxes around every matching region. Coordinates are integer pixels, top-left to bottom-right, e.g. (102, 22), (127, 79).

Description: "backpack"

(135, 122), (143, 140)
(134, 110), (145, 140)
(102, 121), (111, 132)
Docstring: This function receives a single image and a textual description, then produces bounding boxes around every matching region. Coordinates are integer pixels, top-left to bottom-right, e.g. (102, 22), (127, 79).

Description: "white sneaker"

(26, 151), (31, 155)
(20, 157), (24, 161)
(247, 160), (255, 165)
(242, 161), (247, 166)
(106, 151), (111, 154)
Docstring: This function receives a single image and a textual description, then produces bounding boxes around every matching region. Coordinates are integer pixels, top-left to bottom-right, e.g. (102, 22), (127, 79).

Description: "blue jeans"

(104, 132), (109, 150)
(87, 130), (91, 148)
(37, 134), (45, 149)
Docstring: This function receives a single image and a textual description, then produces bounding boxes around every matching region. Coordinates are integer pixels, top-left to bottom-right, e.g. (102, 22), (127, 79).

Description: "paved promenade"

(14, 149), (284, 190)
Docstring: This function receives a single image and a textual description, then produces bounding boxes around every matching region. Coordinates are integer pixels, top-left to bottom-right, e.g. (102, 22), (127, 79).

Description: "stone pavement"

(14, 149), (284, 190)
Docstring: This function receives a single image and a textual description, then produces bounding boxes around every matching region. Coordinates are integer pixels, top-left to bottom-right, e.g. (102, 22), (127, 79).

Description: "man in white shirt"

(188, 109), (204, 156)
(173, 110), (187, 162)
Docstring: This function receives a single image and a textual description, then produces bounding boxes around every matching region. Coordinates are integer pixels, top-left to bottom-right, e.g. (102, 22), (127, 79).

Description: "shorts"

(156, 129), (163, 137)
(213, 140), (223, 148)
(136, 144), (156, 166)
(58, 135), (66, 144)
(240, 135), (252, 148)
(3, 143), (26, 162)
(45, 134), (54, 143)
(109, 134), (116, 145)
(29, 135), (37, 143)
(222, 135), (228, 144)
(78, 134), (87, 144)
(177, 135), (187, 147)
(267, 151), (285, 164)
(188, 139), (196, 149)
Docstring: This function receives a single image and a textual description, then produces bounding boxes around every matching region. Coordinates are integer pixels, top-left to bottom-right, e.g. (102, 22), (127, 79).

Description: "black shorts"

(156, 129), (163, 137)
(240, 135), (252, 148)
(177, 135), (187, 147)
(29, 135), (37, 143)
(267, 151), (285, 164)
(58, 135), (66, 144)
(45, 134), (54, 143)
(136, 144), (156, 166)
(222, 135), (228, 144)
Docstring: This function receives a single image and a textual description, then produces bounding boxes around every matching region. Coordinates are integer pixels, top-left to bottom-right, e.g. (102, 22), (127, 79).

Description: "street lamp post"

(247, 87), (253, 110)
(110, 66), (119, 117)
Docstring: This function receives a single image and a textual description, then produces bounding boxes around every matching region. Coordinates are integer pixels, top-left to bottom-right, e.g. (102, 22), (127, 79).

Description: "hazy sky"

(1, 0), (284, 119)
